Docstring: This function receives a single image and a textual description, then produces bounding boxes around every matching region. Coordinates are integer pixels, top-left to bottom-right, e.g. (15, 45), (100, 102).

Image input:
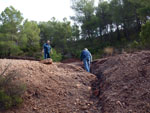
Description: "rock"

(116, 101), (123, 107)
(88, 86), (91, 90)
(76, 84), (81, 88)
(33, 107), (38, 111)
(80, 105), (88, 110)
(40, 58), (53, 64)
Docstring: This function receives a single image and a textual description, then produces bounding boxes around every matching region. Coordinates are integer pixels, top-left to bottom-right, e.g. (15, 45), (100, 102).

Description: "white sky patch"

(0, 0), (99, 22)
(0, 0), (75, 22)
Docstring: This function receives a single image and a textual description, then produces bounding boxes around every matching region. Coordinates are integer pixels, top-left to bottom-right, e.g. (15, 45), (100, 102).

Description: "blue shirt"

(80, 50), (92, 61)
(43, 43), (51, 53)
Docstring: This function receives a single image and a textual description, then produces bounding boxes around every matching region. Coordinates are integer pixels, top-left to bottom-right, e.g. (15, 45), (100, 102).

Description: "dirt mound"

(91, 51), (150, 113)
(0, 59), (100, 113)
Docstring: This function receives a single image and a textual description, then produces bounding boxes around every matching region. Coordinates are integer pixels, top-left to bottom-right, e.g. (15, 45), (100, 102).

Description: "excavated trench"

(90, 51), (150, 113)
(90, 61), (105, 113)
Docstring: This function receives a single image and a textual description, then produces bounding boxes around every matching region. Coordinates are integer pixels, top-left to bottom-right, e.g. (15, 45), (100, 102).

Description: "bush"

(124, 41), (140, 53)
(0, 90), (12, 109)
(51, 49), (62, 62)
(93, 49), (104, 59)
(0, 64), (26, 110)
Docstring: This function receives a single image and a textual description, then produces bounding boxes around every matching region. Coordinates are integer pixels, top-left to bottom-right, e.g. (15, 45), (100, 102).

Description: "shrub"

(93, 49), (104, 59)
(123, 41), (140, 53)
(0, 64), (26, 110)
(51, 49), (62, 62)
(0, 90), (12, 109)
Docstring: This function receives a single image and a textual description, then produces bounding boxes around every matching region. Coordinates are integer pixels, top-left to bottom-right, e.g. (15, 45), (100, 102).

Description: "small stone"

(81, 105), (88, 110)
(76, 84), (81, 88)
(88, 86), (91, 90)
(40, 58), (53, 64)
(33, 107), (37, 111)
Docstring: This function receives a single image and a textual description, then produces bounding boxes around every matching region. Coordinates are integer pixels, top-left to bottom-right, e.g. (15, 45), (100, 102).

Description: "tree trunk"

(117, 25), (121, 41)
(99, 27), (102, 37)
(136, 17), (141, 32)
(135, 9), (141, 32)
(123, 21), (129, 40)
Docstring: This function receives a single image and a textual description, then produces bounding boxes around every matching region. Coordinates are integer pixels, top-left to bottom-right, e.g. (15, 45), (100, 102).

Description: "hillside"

(1, 51), (150, 113)
(91, 51), (150, 113)
(0, 59), (100, 113)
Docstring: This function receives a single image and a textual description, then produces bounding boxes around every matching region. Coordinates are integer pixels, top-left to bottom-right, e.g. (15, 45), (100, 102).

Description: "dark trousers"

(44, 52), (50, 59)
(83, 58), (90, 72)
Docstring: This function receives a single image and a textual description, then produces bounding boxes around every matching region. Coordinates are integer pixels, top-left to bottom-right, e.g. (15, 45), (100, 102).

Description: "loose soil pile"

(0, 59), (100, 113)
(91, 51), (150, 113)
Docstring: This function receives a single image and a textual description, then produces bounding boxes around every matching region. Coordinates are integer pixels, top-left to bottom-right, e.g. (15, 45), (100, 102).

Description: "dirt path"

(0, 59), (100, 113)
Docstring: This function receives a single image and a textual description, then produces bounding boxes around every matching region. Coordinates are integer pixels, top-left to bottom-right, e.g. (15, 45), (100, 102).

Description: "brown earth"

(0, 59), (100, 113)
(91, 51), (150, 113)
(1, 50), (150, 113)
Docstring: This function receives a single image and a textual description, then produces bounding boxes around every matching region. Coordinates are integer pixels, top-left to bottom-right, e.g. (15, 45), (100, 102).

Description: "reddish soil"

(61, 58), (81, 63)
(1, 50), (150, 113)
(0, 59), (100, 113)
(91, 51), (150, 113)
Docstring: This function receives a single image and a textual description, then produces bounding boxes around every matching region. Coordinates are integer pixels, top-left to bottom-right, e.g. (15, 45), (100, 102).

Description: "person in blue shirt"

(80, 48), (92, 72)
(43, 40), (51, 59)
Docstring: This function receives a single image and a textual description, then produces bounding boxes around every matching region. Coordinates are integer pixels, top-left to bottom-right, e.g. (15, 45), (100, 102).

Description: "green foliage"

(12, 96), (23, 105)
(71, 24), (80, 41)
(0, 6), (41, 59)
(39, 18), (72, 55)
(0, 90), (12, 109)
(93, 49), (104, 59)
(0, 0), (150, 60)
(51, 49), (62, 62)
(96, 1), (111, 36)
(131, 40), (140, 48)
(0, 6), (24, 57)
(0, 64), (26, 110)
(71, 0), (96, 38)
(20, 20), (41, 57)
(69, 0), (150, 57)
(140, 21), (150, 48)
(0, 41), (22, 57)
(0, 6), (23, 34)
